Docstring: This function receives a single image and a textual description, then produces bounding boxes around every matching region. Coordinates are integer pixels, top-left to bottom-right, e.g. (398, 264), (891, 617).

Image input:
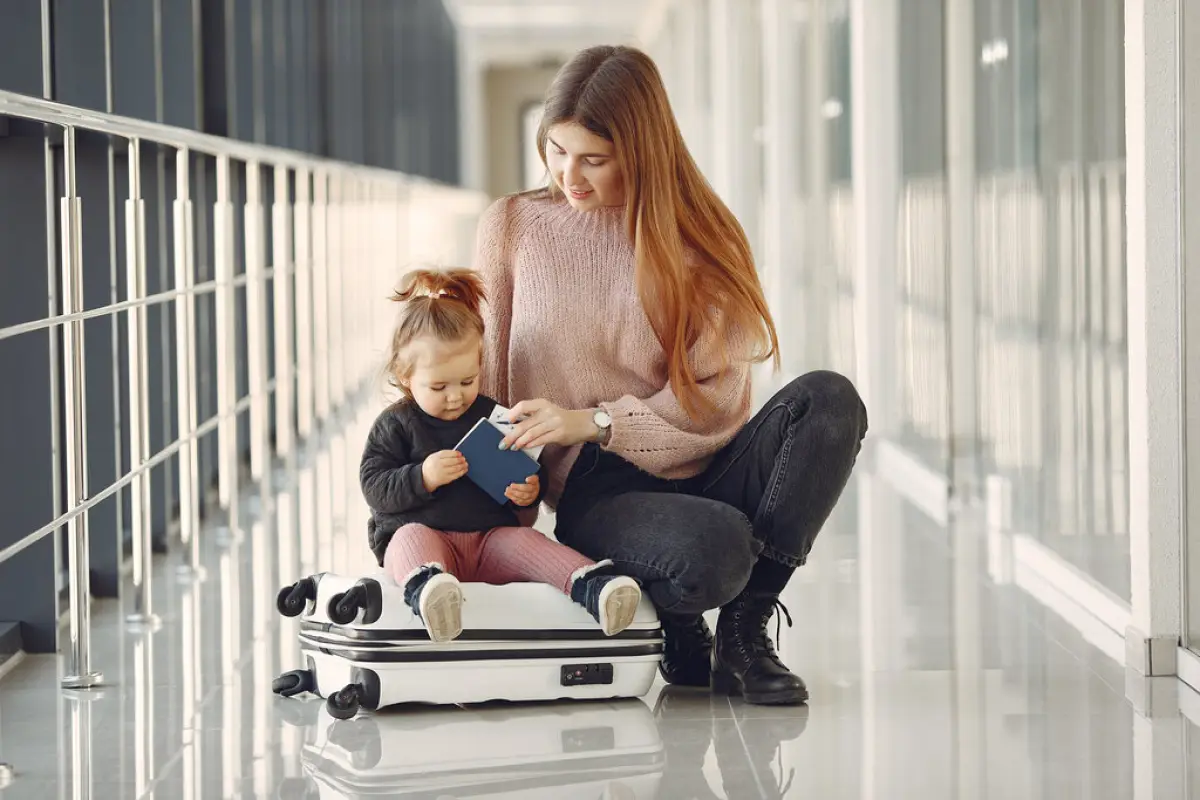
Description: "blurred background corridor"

(1, 0), (1198, 797)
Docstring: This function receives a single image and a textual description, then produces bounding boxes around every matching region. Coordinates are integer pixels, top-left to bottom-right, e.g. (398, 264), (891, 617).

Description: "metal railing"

(0, 90), (486, 687)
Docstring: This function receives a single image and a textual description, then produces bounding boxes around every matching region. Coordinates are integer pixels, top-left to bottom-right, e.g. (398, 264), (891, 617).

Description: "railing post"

(173, 147), (204, 579)
(272, 165), (294, 457)
(312, 170), (330, 426)
(60, 126), (103, 689)
(294, 168), (314, 439)
(214, 155), (238, 517)
(327, 178), (349, 534)
(245, 162), (269, 482)
(327, 174), (345, 411)
(125, 137), (159, 628)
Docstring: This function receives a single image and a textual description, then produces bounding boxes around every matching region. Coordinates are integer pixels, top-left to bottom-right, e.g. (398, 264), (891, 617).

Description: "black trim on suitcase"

(302, 642), (664, 663)
(300, 620), (664, 642)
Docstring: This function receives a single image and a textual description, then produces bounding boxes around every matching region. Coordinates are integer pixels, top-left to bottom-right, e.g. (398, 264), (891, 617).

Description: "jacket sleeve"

(598, 322), (754, 479)
(359, 412), (433, 514)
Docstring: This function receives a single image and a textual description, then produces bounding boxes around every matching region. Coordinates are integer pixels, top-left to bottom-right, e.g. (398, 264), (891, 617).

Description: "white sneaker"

(418, 573), (464, 642)
(597, 576), (642, 636)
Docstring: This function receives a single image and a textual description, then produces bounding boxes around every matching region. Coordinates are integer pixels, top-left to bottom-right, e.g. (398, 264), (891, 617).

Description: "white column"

(1125, 0), (1182, 676)
(805, 0), (832, 369)
(850, 6), (906, 794)
(456, 38), (485, 192)
(945, 0), (980, 498)
(679, 2), (713, 177)
(760, 0), (801, 393)
(708, 0), (759, 239)
(1185, 0), (1200, 662)
(850, 0), (900, 437)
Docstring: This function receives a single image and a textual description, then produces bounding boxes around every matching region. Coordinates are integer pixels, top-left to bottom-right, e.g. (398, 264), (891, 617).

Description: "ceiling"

(443, 0), (660, 66)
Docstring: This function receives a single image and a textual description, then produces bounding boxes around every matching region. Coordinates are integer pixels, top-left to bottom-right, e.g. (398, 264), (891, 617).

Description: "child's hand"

(422, 450), (467, 492)
(505, 474), (540, 507)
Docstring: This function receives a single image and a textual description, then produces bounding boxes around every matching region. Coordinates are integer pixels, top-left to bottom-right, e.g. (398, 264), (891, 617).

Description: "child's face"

(402, 337), (482, 421)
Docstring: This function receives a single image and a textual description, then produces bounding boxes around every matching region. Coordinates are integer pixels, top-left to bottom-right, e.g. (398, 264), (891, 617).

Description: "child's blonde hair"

(385, 268), (487, 396)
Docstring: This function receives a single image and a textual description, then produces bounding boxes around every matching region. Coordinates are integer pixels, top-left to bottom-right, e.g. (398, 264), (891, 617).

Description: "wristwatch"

(592, 409), (613, 444)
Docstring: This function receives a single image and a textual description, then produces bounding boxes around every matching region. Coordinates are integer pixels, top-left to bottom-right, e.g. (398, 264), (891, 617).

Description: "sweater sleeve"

(476, 197), (516, 406)
(599, 323), (753, 479)
(359, 411), (433, 514)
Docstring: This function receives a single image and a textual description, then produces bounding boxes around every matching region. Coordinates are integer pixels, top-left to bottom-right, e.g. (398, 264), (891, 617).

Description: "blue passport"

(453, 418), (540, 505)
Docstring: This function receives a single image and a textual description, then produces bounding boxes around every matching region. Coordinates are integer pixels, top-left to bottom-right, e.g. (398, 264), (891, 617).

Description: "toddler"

(360, 268), (642, 642)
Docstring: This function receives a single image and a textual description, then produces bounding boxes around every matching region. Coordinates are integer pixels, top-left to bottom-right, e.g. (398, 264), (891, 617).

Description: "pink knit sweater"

(475, 194), (752, 507)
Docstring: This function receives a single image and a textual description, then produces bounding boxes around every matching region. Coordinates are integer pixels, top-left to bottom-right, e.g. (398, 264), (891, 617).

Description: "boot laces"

(753, 598), (793, 659)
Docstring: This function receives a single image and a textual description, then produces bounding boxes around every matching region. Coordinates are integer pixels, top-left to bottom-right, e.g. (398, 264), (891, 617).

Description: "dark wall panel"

(161, 0), (201, 129)
(0, 4), (56, 652)
(53, 0), (108, 110)
(0, 1), (46, 96)
(0, 128), (58, 651)
(0, 0), (464, 651)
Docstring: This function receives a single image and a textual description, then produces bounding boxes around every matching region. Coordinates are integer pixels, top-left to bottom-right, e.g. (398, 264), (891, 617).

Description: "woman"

(476, 45), (867, 705)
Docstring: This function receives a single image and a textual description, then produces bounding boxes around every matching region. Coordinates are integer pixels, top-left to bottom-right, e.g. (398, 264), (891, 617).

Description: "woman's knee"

(661, 504), (758, 615)
(785, 370), (868, 442)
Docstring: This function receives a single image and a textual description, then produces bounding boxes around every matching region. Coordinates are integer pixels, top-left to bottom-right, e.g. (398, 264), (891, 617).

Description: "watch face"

(594, 410), (612, 428)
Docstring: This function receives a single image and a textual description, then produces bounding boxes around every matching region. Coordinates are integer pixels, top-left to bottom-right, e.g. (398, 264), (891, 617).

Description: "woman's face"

(545, 122), (626, 211)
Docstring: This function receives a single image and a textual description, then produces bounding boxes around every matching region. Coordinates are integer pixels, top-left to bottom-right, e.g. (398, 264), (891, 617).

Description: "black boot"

(711, 591), (807, 705)
(658, 614), (713, 687)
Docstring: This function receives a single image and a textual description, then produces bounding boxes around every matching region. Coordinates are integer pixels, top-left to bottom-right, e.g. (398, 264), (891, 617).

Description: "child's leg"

(382, 524), (464, 642)
(476, 526), (642, 635)
(474, 525), (589, 592)
(383, 523), (458, 584)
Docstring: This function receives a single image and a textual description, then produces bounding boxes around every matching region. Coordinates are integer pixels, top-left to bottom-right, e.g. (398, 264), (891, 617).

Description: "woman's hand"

(501, 400), (595, 451)
(505, 474), (540, 507)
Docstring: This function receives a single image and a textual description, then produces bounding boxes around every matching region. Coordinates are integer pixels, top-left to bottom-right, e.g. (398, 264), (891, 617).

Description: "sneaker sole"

(599, 582), (641, 636)
(420, 582), (463, 643)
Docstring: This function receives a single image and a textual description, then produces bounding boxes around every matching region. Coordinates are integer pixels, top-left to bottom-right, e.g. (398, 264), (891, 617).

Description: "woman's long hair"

(536, 45), (780, 417)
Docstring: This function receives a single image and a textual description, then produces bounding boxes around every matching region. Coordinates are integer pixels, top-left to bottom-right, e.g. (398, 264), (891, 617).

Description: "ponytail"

(385, 268), (488, 394)
(391, 268), (487, 319)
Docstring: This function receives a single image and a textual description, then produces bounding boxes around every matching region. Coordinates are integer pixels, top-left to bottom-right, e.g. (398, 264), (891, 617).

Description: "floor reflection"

(0, 405), (1196, 799)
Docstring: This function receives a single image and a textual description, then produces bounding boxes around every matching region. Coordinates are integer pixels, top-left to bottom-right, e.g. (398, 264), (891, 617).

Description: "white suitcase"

(274, 572), (664, 717)
(282, 699), (664, 799)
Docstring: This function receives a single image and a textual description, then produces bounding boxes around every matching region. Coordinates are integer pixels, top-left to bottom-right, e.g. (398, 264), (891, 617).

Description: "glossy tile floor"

(3, 405), (1200, 798)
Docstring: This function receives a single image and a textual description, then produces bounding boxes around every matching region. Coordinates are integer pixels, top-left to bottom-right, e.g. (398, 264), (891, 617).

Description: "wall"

(0, 0), (461, 653)
(483, 64), (562, 198)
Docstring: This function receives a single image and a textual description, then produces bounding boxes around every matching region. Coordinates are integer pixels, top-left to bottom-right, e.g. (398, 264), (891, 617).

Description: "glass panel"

(824, 1), (856, 381)
(520, 102), (544, 191)
(974, 0), (1129, 600)
(896, 0), (951, 469)
(779, 0), (854, 382)
(1182, 0), (1200, 651)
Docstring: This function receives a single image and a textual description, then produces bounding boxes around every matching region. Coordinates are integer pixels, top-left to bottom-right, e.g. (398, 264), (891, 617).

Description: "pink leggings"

(383, 523), (594, 595)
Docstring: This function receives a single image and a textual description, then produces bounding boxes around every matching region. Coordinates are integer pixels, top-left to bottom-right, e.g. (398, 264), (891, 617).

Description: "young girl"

(360, 268), (642, 643)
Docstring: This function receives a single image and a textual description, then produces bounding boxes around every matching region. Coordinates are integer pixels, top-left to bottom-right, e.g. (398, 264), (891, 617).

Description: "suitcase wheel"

(327, 578), (383, 626)
(276, 577), (318, 617)
(272, 669), (315, 698)
(326, 683), (363, 720)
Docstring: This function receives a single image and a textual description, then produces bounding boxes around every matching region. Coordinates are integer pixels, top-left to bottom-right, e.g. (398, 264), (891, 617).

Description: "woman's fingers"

(506, 399), (548, 422)
(501, 417), (539, 448)
(512, 421), (555, 450)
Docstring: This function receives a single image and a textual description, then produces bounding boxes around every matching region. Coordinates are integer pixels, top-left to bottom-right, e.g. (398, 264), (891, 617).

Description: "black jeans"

(554, 370), (868, 617)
